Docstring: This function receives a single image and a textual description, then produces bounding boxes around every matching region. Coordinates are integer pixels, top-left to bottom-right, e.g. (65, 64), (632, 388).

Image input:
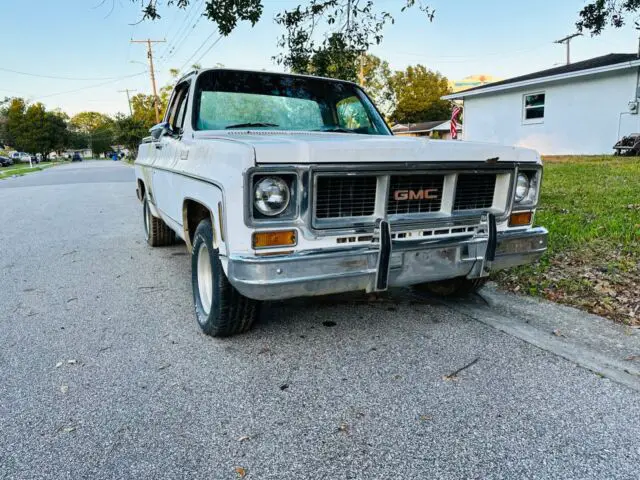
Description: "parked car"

(71, 152), (82, 162)
(135, 68), (547, 337)
(0, 156), (13, 167)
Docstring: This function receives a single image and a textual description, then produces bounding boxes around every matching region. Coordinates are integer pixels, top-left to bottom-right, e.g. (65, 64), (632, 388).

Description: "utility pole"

(131, 38), (166, 123)
(554, 33), (582, 65)
(118, 89), (137, 116)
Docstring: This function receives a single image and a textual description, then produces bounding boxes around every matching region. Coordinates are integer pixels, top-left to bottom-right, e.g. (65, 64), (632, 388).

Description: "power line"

(0, 66), (145, 81)
(35, 72), (147, 100)
(166, 14), (205, 64)
(178, 32), (220, 72)
(158, 0), (202, 58)
(192, 35), (224, 69)
(390, 44), (547, 62)
(160, 0), (205, 62)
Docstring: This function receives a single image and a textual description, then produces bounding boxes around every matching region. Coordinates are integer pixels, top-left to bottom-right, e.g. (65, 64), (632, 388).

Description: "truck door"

(152, 81), (190, 226)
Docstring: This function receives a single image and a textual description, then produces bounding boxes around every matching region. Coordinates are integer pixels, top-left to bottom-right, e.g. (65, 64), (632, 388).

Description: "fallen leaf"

(338, 422), (349, 433)
(624, 354), (639, 361)
(419, 415), (433, 421)
(60, 385), (68, 394)
(67, 359), (77, 365)
(552, 329), (565, 337)
(237, 435), (250, 442)
(59, 426), (76, 433)
(55, 362), (63, 368)
(279, 384), (289, 391)
(234, 466), (246, 478)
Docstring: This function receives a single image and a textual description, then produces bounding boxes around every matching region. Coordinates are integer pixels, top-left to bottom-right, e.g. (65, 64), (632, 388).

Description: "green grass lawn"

(495, 156), (640, 324)
(0, 161), (61, 179)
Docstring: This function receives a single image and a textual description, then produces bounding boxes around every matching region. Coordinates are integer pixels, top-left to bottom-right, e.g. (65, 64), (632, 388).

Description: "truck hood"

(194, 131), (541, 165)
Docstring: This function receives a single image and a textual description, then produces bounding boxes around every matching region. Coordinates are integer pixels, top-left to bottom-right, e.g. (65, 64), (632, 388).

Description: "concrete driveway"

(1, 161), (639, 480)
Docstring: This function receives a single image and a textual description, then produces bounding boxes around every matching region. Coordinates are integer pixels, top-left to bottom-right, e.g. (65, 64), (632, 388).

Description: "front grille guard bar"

(373, 213), (496, 291)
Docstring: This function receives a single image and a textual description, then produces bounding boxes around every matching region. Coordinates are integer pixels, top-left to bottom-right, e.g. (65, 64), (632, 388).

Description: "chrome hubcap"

(197, 243), (213, 315)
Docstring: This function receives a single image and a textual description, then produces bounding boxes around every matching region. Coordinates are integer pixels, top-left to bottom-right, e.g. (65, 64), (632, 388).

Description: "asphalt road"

(1, 161), (639, 480)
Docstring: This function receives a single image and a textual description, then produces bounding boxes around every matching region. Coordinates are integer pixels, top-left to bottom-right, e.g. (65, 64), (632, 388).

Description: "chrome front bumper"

(227, 226), (548, 301)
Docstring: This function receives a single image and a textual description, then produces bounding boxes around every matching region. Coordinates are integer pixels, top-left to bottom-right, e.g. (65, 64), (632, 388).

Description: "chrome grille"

(454, 174), (496, 211)
(315, 176), (377, 219)
(387, 175), (444, 215)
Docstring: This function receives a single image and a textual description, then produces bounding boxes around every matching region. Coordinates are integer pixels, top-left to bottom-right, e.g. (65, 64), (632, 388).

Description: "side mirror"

(150, 122), (173, 140)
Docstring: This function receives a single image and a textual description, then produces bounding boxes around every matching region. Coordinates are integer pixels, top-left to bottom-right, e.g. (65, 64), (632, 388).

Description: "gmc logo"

(393, 189), (439, 201)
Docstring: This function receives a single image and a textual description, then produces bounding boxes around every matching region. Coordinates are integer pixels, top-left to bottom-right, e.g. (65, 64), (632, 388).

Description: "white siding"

(462, 69), (640, 155)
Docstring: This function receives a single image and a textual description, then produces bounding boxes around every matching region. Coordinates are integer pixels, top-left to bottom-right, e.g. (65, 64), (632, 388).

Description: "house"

(442, 53), (640, 155)
(391, 120), (462, 140)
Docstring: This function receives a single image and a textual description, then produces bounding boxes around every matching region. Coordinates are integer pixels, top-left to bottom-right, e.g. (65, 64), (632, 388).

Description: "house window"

(523, 92), (545, 123)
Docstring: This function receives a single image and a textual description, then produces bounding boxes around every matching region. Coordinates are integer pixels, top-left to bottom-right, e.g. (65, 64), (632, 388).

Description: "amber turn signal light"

(252, 230), (297, 249)
(509, 211), (532, 227)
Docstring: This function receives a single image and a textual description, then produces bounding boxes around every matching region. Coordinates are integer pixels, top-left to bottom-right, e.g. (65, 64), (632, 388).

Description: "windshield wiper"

(225, 122), (279, 129)
(315, 126), (355, 133)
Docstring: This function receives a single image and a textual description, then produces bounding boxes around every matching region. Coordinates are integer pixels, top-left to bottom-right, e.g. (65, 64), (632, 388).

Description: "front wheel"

(413, 277), (488, 297)
(191, 219), (260, 337)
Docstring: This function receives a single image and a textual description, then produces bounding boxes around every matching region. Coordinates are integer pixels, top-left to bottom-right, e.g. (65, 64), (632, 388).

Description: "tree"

(388, 65), (452, 124)
(43, 111), (69, 156)
(4, 98), (27, 149)
(69, 111), (113, 133)
(133, 1), (434, 77)
(361, 54), (393, 116)
(576, 0), (640, 35)
(2, 99), (72, 156)
(113, 114), (149, 155)
(69, 111), (114, 156)
(90, 123), (115, 155)
(20, 103), (49, 154)
(130, 85), (172, 129)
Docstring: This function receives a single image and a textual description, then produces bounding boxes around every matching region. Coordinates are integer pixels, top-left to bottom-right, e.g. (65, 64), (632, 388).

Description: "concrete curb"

(437, 287), (640, 392)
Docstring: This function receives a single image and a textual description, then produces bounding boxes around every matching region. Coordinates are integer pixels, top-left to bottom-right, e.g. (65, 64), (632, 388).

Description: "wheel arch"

(182, 197), (222, 252)
(136, 178), (146, 202)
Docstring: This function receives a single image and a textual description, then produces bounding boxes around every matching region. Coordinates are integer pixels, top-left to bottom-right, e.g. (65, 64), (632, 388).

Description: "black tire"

(191, 219), (260, 337)
(414, 276), (488, 297)
(143, 194), (175, 247)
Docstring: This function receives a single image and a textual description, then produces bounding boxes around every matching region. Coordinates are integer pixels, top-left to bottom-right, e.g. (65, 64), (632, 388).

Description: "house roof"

(430, 120), (461, 132)
(443, 53), (640, 100)
(391, 120), (447, 133)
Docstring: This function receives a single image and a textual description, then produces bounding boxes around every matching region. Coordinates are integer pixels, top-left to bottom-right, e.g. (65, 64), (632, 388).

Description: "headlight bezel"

(512, 168), (541, 209)
(247, 170), (299, 223)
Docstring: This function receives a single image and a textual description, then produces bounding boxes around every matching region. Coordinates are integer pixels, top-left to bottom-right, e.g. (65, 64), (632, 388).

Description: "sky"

(1, 0), (637, 116)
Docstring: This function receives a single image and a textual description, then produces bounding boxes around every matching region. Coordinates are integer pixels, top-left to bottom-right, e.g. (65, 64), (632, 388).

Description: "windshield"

(193, 70), (390, 135)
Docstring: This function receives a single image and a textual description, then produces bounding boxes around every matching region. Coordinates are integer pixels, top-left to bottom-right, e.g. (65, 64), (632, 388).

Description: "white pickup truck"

(134, 68), (547, 337)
